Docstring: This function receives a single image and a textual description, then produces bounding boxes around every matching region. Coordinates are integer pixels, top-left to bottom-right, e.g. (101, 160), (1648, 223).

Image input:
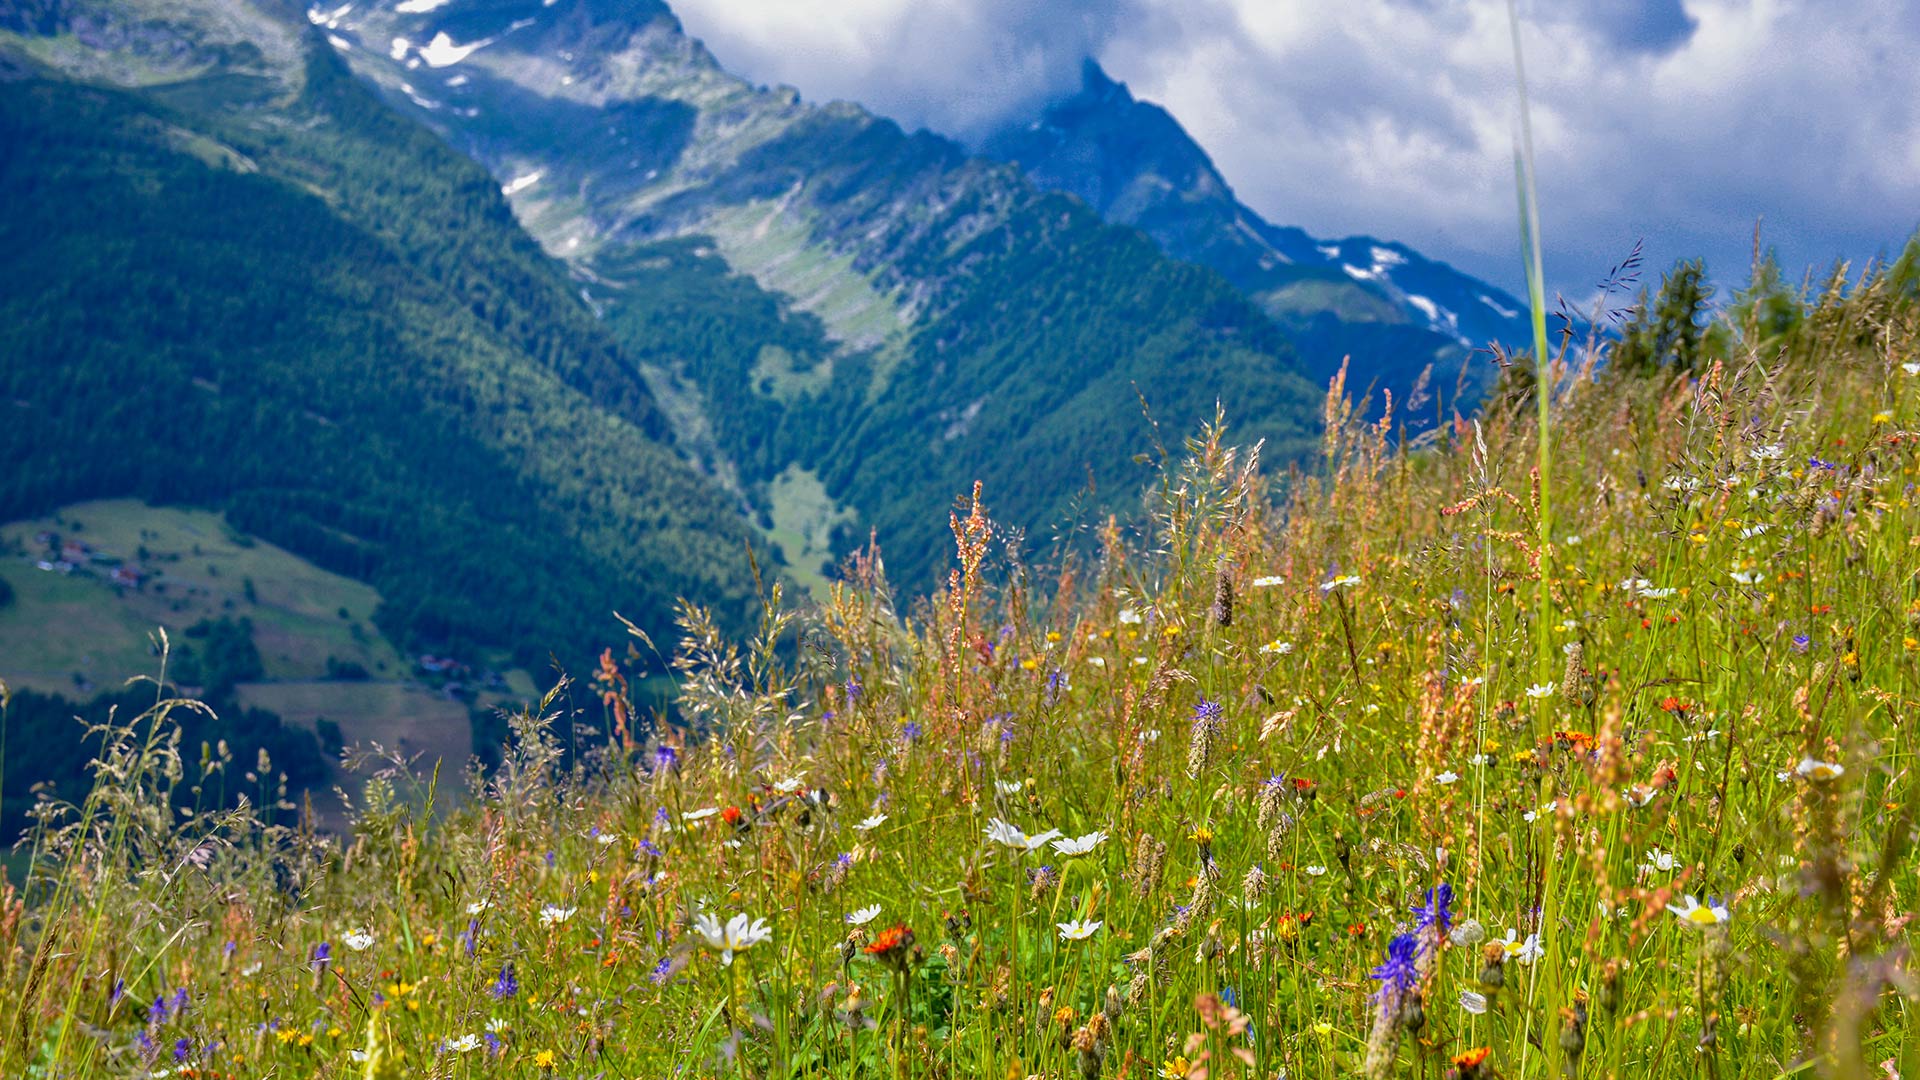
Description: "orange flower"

(1452, 1047), (1491, 1068)
(721, 806), (743, 827)
(864, 924), (914, 957)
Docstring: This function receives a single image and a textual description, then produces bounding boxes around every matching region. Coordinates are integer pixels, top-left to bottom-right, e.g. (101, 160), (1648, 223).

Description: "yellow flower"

(276, 1029), (298, 1045)
(1873, 411), (1893, 424)
(1161, 1055), (1193, 1079)
(534, 1049), (558, 1069)
(298, 1033), (314, 1047)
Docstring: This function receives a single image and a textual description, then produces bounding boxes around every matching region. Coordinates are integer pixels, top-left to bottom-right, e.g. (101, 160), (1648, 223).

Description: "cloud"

(668, 0), (1920, 299)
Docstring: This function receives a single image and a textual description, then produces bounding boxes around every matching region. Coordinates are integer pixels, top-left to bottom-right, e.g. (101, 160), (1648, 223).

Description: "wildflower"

(995, 779), (1023, 795)
(1057, 919), (1103, 942)
(1322, 574), (1362, 591)
(173, 1036), (192, 1062)
(1667, 894), (1730, 927)
(863, 923), (913, 960)
(446, 1034), (482, 1053)
(1187, 699), (1224, 778)
(1641, 848), (1677, 874)
(1259, 639), (1293, 655)
(1434, 770), (1460, 785)
(773, 777), (805, 796)
(681, 807), (719, 822)
(1795, 757), (1845, 781)
(855, 814), (887, 831)
(310, 942), (331, 971)
(846, 905), (882, 926)
(1118, 608), (1144, 624)
(466, 898), (494, 915)
(985, 818), (1061, 851)
(343, 928), (375, 952)
(1051, 830), (1108, 857)
(534, 1049), (557, 1069)
(1251, 575), (1284, 587)
(1412, 883), (1454, 935)
(1498, 929), (1542, 965)
(489, 962), (518, 1000)
(1304, 864), (1328, 877)
(1369, 933), (1420, 1004)
(1525, 682), (1556, 699)
(1161, 1055), (1193, 1079)
(693, 912), (773, 965)
(1903, 361), (1920, 376)
(1452, 1046), (1493, 1078)
(539, 905), (577, 927)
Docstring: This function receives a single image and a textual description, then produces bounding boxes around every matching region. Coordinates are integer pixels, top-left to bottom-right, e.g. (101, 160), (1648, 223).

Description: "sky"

(666, 0), (1920, 305)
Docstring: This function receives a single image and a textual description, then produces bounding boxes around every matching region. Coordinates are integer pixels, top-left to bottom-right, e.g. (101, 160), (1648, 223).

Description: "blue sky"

(668, 0), (1920, 305)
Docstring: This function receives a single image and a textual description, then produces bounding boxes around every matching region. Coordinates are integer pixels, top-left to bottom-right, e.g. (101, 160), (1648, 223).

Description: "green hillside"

(0, 44), (763, 668)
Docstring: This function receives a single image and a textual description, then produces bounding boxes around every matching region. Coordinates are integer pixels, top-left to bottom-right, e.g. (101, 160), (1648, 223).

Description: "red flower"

(721, 806), (743, 827)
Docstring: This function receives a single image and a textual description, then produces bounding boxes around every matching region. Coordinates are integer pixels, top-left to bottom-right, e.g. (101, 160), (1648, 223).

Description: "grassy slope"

(0, 500), (403, 693)
(2, 250), (1916, 1077)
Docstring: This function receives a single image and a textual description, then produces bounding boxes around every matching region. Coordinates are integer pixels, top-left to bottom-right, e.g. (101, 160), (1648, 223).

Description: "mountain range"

(982, 59), (1533, 409)
(1, 0), (1534, 672)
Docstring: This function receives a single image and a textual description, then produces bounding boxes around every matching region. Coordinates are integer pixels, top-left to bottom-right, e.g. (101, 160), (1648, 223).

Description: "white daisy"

(538, 905), (576, 927)
(446, 1034), (482, 1053)
(1304, 865), (1327, 877)
(984, 818), (1061, 852)
(772, 777), (805, 796)
(1641, 847), (1677, 873)
(1056, 919), (1103, 942)
(1050, 830), (1108, 857)
(1259, 640), (1294, 655)
(342, 928), (375, 952)
(1795, 757), (1845, 781)
(846, 905), (882, 926)
(465, 898), (493, 915)
(1118, 608), (1144, 625)
(682, 807), (719, 822)
(1251, 575), (1285, 587)
(855, 814), (888, 831)
(1525, 682), (1556, 699)
(692, 912), (772, 965)
(1667, 894), (1730, 927)
(1434, 770), (1460, 785)
(1320, 574), (1362, 592)
(1499, 929), (1543, 965)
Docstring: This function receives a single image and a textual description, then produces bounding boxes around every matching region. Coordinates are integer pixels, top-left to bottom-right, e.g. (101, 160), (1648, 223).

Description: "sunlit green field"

(1, 265), (1917, 1080)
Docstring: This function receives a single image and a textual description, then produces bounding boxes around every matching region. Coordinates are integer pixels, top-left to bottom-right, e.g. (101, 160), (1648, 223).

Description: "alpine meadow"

(2, 0), (1919, 1078)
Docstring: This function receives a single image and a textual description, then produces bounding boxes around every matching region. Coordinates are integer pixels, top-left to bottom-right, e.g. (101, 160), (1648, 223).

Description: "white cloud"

(668, 0), (1920, 297)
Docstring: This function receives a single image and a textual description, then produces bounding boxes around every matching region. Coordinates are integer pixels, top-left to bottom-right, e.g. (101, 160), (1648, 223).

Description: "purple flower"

(148, 995), (169, 1025)
(135, 1030), (156, 1063)
(170, 987), (189, 1015)
(1412, 883), (1454, 936)
(1370, 933), (1421, 1005)
(901, 722), (922, 743)
(109, 977), (125, 1008)
(174, 1037), (192, 1062)
(653, 745), (678, 771)
(1045, 668), (1066, 703)
(845, 678), (862, 700)
(649, 956), (678, 986)
(310, 942), (331, 971)
(639, 838), (663, 859)
(485, 1032), (503, 1055)
(1792, 634), (1811, 653)
(490, 962), (518, 1000)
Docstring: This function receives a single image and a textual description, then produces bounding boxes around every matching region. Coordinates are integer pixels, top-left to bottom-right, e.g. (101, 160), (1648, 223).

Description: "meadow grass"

(1, 259), (1918, 1080)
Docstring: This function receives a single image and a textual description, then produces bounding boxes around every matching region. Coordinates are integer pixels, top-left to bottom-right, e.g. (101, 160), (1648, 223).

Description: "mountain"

(0, 0), (765, 666)
(315, 0), (1325, 591)
(982, 60), (1536, 412)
